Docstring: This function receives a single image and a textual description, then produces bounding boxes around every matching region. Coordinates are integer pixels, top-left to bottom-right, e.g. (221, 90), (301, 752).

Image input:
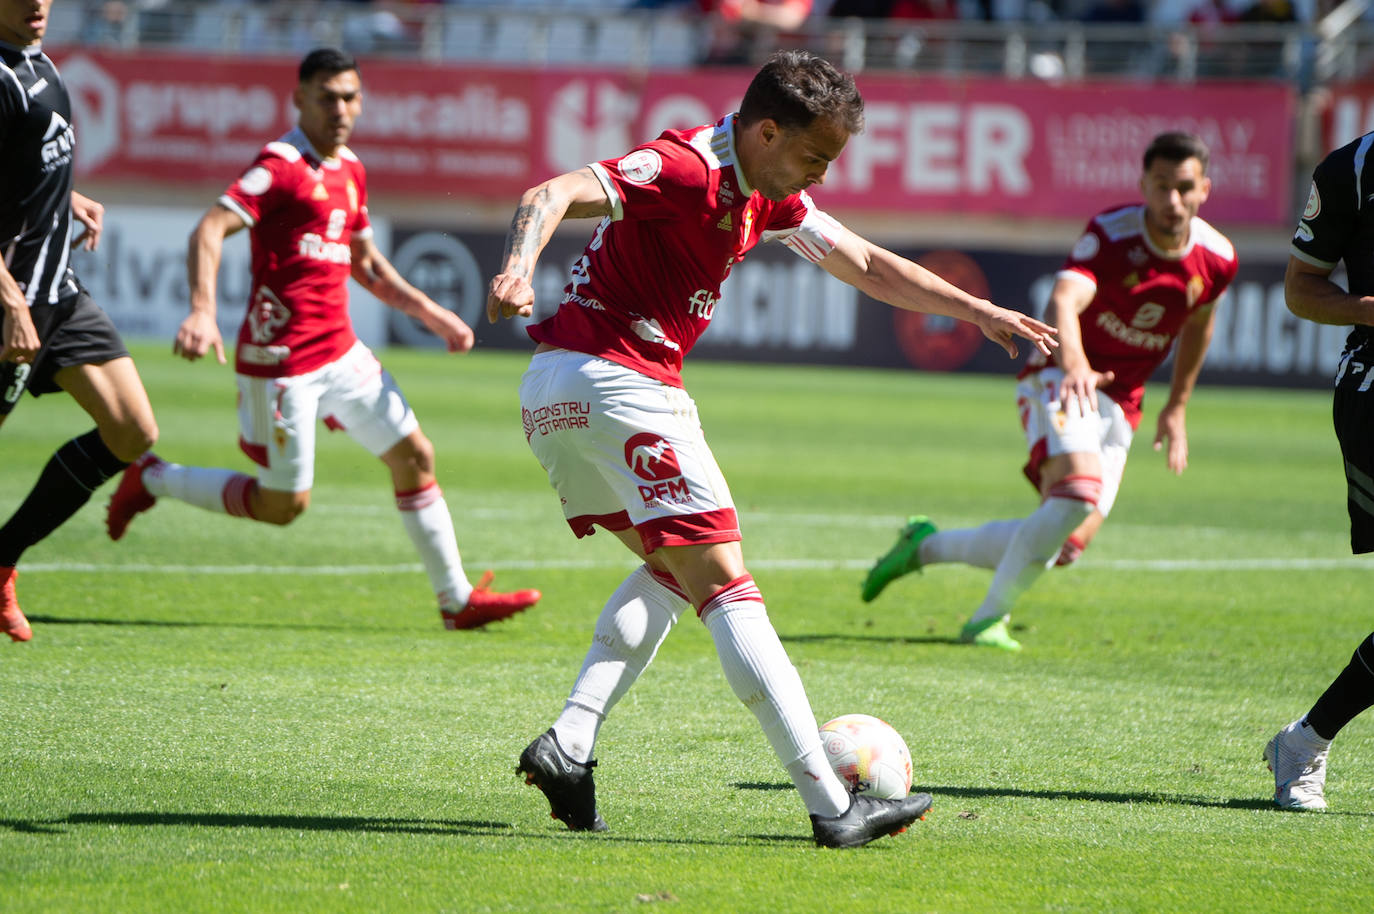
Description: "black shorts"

(0, 288), (130, 417)
(1333, 341), (1374, 553)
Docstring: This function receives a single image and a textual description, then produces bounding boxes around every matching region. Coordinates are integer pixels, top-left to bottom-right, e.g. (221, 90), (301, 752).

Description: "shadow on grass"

(782, 632), (964, 647)
(0, 811), (817, 847)
(736, 781), (1363, 814)
(25, 615), (362, 633)
(1, 812), (511, 837)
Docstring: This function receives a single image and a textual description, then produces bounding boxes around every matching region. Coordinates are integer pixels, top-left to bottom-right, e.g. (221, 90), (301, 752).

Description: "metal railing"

(43, 0), (1374, 86)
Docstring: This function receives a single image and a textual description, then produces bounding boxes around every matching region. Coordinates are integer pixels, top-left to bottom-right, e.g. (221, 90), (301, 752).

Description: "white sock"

(967, 495), (1094, 625)
(1296, 717), (1334, 749)
(145, 462), (256, 518)
(553, 565), (686, 763)
(922, 519), (1022, 570)
(702, 576), (850, 818)
(397, 483), (471, 608)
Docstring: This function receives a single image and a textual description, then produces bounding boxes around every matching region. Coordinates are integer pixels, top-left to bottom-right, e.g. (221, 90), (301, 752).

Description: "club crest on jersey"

(1186, 275), (1205, 308)
(619, 149), (662, 186)
(1128, 246), (1149, 267)
(249, 286), (291, 343)
(624, 432), (692, 507)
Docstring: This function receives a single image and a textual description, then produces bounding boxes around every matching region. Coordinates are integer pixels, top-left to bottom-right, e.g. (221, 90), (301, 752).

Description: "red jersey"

(1028, 203), (1237, 428)
(217, 127), (372, 378)
(527, 115), (843, 387)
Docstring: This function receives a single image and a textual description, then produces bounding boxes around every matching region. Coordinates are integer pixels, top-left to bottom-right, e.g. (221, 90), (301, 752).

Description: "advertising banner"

(52, 49), (1294, 226)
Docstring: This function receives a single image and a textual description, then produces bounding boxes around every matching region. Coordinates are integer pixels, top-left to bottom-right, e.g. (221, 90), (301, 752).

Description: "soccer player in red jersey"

(864, 132), (1239, 651)
(487, 50), (1057, 847)
(105, 48), (539, 630)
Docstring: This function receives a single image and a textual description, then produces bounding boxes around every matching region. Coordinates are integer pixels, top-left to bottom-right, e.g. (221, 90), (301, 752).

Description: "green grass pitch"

(2, 344), (1372, 912)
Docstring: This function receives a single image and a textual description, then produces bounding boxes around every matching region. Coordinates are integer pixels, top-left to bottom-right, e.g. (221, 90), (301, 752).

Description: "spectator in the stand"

(1082, 0), (1145, 21)
(1237, 0), (1298, 21)
(700, 0), (813, 65)
(827, 0), (960, 19)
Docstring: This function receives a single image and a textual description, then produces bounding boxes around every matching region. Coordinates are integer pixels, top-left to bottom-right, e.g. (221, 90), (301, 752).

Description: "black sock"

(1305, 632), (1374, 740)
(0, 429), (129, 566)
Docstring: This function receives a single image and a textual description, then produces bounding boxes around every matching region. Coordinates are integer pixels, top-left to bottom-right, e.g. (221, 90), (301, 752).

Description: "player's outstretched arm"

(69, 190), (104, 252)
(180, 204), (245, 364)
(818, 227), (1056, 359)
(350, 237), (475, 353)
(487, 168), (612, 323)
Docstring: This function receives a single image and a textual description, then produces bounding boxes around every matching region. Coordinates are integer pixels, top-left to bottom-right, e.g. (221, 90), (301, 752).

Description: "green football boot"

(959, 616), (1022, 652)
(861, 516), (937, 603)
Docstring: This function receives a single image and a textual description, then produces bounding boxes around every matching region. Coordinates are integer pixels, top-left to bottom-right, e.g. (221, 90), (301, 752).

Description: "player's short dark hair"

(299, 48), (358, 84)
(1144, 132), (1209, 172)
(738, 50), (864, 135)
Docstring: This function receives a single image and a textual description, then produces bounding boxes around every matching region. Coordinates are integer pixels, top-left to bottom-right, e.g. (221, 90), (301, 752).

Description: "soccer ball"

(818, 713), (913, 800)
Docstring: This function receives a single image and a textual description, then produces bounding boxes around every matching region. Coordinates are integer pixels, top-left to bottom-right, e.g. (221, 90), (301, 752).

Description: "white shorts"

(236, 340), (418, 492)
(1016, 366), (1131, 517)
(519, 349), (740, 554)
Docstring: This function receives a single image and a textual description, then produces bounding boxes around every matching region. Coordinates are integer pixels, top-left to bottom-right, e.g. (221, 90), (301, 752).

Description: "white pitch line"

(17, 557), (1374, 575)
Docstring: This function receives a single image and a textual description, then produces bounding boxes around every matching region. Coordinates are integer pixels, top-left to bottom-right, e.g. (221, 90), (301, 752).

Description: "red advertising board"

(53, 49), (1294, 225)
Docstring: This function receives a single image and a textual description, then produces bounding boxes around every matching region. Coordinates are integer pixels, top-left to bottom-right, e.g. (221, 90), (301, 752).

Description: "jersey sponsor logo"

(624, 432), (693, 507)
(523, 401), (590, 440)
(1095, 309), (1170, 352)
(237, 166), (272, 196)
(310, 182), (329, 201)
(625, 432), (680, 481)
(618, 149), (662, 186)
(297, 232), (351, 264)
(1303, 181), (1320, 219)
(40, 111), (75, 172)
(1070, 232), (1099, 262)
(687, 289), (717, 320)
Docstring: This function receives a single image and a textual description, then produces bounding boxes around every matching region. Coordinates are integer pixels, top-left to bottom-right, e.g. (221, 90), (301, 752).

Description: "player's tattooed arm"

(488, 168), (611, 322)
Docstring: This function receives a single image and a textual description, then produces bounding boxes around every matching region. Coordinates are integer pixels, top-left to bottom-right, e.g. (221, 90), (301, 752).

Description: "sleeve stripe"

(217, 195), (256, 228)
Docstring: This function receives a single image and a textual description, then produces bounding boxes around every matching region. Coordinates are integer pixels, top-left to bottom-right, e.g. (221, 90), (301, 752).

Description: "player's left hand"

(977, 306), (1058, 360)
(1153, 404), (1188, 475)
(424, 305), (475, 353)
(70, 191), (104, 252)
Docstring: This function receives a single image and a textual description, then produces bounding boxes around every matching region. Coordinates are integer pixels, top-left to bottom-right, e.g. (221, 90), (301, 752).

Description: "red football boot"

(440, 570), (541, 630)
(106, 452), (165, 541)
(1, 566), (33, 643)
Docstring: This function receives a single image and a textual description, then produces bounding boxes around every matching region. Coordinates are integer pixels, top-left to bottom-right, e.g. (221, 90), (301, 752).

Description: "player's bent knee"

(1048, 474), (1102, 515)
(255, 492), (310, 525)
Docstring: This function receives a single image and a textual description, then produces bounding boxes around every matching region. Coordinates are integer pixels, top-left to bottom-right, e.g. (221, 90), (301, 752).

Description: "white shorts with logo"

(236, 340), (418, 492)
(519, 349), (740, 554)
(1016, 366), (1132, 517)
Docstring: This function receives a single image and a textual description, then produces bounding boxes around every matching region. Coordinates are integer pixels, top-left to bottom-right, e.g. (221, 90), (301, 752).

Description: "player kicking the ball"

(105, 48), (539, 630)
(488, 50), (1056, 847)
(862, 132), (1238, 651)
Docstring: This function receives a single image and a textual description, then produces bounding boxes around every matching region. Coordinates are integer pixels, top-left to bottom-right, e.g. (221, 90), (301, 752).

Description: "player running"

(862, 131), (1238, 651)
(487, 50), (1057, 847)
(105, 47), (539, 630)
(1, 0), (160, 642)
